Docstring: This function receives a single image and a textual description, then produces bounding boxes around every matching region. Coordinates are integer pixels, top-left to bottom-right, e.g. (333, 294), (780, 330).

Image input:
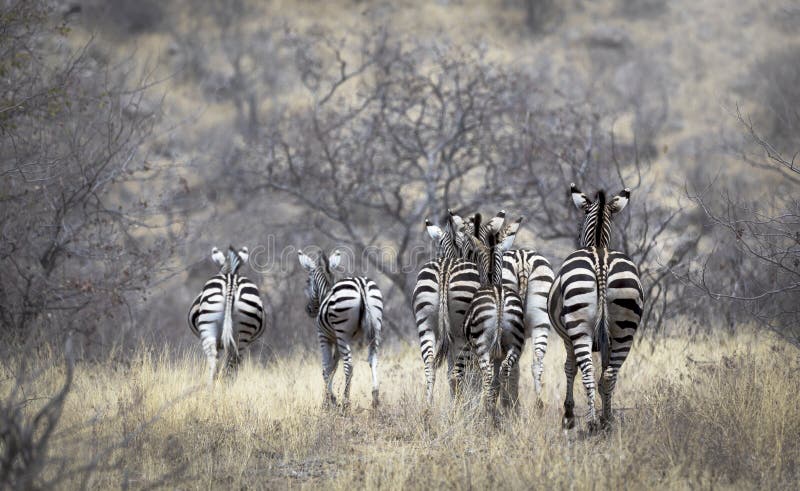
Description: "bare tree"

(168, 0), (287, 143)
(0, 1), (183, 351)
(229, 28), (689, 338)
(679, 110), (800, 346)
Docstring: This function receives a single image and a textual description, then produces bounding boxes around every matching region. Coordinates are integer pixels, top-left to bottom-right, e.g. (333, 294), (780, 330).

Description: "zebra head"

(211, 246), (249, 273)
(447, 209), (480, 260)
(571, 183), (631, 249)
(467, 211), (523, 285)
(298, 249), (341, 317)
(223, 245), (249, 274)
(424, 212), (464, 260)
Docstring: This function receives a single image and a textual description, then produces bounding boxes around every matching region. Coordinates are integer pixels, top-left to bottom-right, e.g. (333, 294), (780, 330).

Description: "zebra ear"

(498, 216), (523, 252)
(571, 183), (591, 211)
(486, 210), (506, 234)
(298, 251), (315, 271)
(211, 247), (226, 267)
(464, 215), (476, 237)
(238, 246), (250, 264)
(425, 220), (444, 241)
(608, 188), (631, 214)
(328, 250), (342, 269)
(448, 209), (465, 232)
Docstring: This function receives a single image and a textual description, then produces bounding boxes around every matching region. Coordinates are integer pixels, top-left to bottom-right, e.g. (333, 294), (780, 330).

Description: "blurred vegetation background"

(1, 1), (799, 488)
(1, 0), (798, 355)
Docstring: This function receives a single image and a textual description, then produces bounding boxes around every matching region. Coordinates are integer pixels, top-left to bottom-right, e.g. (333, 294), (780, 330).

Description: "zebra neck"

(476, 247), (502, 286)
(583, 192), (611, 249)
(582, 218), (611, 249)
(308, 267), (331, 313)
(316, 279), (331, 304)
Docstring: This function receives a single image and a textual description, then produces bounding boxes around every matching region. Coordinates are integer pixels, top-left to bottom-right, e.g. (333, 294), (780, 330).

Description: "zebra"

(501, 248), (554, 404)
(454, 212), (555, 407)
(453, 212), (526, 416)
(547, 184), (643, 431)
(413, 212), (480, 403)
(188, 246), (265, 385)
(298, 249), (384, 409)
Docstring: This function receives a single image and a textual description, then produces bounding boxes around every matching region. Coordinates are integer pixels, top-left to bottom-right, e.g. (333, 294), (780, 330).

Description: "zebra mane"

(473, 213), (483, 240)
(466, 211), (521, 286)
(593, 191), (607, 248)
(426, 213), (462, 260)
(318, 250), (335, 283)
(303, 250), (335, 317)
(579, 190), (613, 249)
(226, 246), (244, 275)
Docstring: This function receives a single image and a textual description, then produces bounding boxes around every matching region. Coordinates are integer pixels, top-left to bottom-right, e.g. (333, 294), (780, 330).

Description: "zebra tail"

(221, 280), (237, 364)
(358, 283), (379, 351)
(595, 255), (610, 371)
(433, 287), (450, 369)
(491, 289), (503, 360)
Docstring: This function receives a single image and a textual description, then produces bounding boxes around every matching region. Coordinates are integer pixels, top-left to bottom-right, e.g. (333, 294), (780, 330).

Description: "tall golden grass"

(6, 329), (798, 489)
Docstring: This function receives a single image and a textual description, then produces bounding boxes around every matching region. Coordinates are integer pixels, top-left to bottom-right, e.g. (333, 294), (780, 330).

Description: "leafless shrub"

(0, 1), (184, 352)
(0, 341), (73, 489)
(745, 45), (800, 155)
(223, 28), (690, 339)
(677, 110), (799, 347)
(167, 0), (289, 143)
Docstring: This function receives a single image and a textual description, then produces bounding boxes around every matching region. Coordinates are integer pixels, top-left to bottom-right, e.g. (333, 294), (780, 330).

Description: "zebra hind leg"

(532, 344), (546, 409)
(478, 357), (500, 424)
(562, 348), (577, 430)
(338, 342), (354, 411)
(450, 345), (472, 404)
(423, 352), (436, 405)
(223, 348), (242, 380)
(202, 337), (219, 387)
(320, 339), (338, 409)
(599, 366), (620, 428)
(499, 350), (521, 414)
(368, 345), (380, 409)
(575, 351), (599, 433)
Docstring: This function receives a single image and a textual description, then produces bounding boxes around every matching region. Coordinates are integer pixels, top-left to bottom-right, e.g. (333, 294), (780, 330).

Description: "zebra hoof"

(322, 395), (337, 410)
(371, 389), (380, 408)
(587, 420), (601, 434)
(535, 398), (545, 411)
(489, 410), (501, 428)
(562, 415), (575, 430)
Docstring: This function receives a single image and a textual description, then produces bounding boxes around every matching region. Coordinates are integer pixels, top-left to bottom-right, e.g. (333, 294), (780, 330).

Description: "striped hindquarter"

(188, 273), (265, 384)
(459, 285), (525, 414)
(547, 247), (643, 428)
(412, 257), (480, 403)
(502, 249), (554, 399)
(317, 276), (384, 408)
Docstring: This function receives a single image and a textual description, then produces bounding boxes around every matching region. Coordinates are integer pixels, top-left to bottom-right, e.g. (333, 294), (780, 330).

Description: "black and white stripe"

(298, 249), (384, 409)
(188, 246), (265, 385)
(547, 184), (643, 430)
(413, 214), (480, 403)
(455, 212), (526, 415)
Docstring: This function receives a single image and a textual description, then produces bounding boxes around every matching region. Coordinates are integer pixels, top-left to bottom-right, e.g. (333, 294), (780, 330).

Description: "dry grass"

(5, 330), (799, 489)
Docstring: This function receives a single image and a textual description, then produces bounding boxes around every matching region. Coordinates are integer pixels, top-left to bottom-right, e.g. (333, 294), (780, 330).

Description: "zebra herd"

(187, 184), (644, 431)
